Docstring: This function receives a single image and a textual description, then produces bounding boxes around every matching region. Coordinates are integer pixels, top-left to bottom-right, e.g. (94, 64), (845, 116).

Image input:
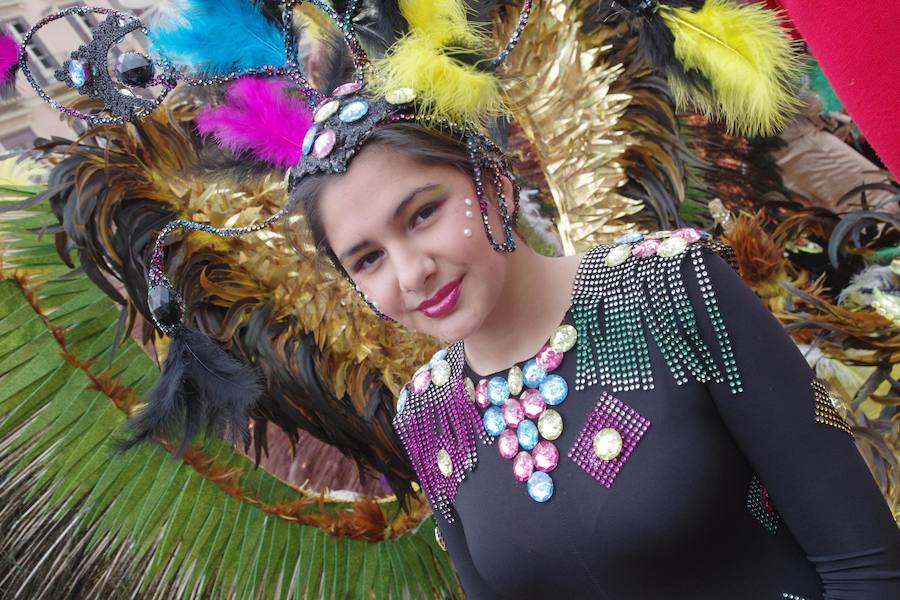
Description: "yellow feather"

(370, 0), (506, 125)
(661, 0), (804, 137)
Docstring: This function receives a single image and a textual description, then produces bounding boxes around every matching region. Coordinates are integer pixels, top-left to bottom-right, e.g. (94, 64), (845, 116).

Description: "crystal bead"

(522, 358), (547, 388)
(312, 128), (336, 159)
(657, 236), (688, 257)
(502, 398), (525, 429)
(115, 52), (154, 87)
(465, 377), (476, 403)
(648, 230), (672, 239)
(332, 82), (362, 97)
(549, 325), (577, 353)
(497, 429), (519, 459)
(411, 369), (432, 395)
(429, 347), (448, 366)
(521, 388), (546, 420)
(301, 125), (318, 155)
(535, 343), (563, 371)
(396, 387), (408, 414)
(431, 360), (451, 386)
(314, 99), (340, 123)
(483, 406), (506, 436)
(148, 285), (181, 327)
(604, 244), (631, 267)
(475, 378), (490, 409)
(434, 526), (446, 551)
(385, 87), (416, 104)
(532, 440), (559, 472)
(339, 99), (369, 123)
(632, 238), (661, 257)
(537, 408), (563, 441)
(516, 419), (539, 450)
(592, 427), (623, 460)
(507, 365), (523, 395)
(487, 376), (510, 406)
(671, 227), (702, 243)
(527, 471), (554, 502)
(615, 232), (644, 245)
(437, 448), (453, 477)
(68, 59), (89, 88)
(513, 450), (534, 482)
(539, 374), (568, 406)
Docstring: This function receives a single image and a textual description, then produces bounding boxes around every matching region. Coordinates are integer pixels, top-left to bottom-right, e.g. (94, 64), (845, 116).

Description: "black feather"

(115, 326), (262, 456)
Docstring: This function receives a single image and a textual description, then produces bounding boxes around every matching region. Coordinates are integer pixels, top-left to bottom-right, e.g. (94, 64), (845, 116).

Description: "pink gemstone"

(411, 369), (431, 395)
(512, 451), (534, 482)
(535, 343), (564, 372)
(521, 389), (546, 419)
(312, 128), (336, 159)
(497, 429), (519, 459)
(502, 398), (525, 429)
(672, 227), (702, 243)
(532, 440), (559, 472)
(475, 379), (490, 409)
(632, 238), (661, 257)
(332, 82), (362, 97)
(761, 485), (776, 512)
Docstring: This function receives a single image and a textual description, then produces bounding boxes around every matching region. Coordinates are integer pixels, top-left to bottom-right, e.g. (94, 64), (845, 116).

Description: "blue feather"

(150, 0), (286, 76)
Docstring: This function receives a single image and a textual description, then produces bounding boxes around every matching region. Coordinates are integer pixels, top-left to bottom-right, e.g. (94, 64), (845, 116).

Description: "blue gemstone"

(522, 359), (547, 388)
(615, 232), (644, 245)
(483, 406), (506, 436)
(302, 126), (318, 156)
(540, 374), (568, 406)
(339, 99), (369, 123)
(487, 376), (510, 406)
(517, 419), (539, 450)
(397, 387), (408, 414)
(68, 60), (88, 88)
(527, 471), (554, 502)
(429, 347), (448, 368)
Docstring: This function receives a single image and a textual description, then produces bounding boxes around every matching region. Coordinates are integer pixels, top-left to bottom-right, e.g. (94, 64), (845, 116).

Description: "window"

(6, 18), (59, 87)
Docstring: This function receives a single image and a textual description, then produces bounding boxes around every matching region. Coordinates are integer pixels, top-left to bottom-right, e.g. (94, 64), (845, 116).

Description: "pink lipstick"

(418, 278), (463, 318)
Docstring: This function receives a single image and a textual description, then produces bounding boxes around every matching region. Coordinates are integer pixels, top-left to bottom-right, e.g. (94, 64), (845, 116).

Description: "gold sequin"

(811, 378), (853, 436)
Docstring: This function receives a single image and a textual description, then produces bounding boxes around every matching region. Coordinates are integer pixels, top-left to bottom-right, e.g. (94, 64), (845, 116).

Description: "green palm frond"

(0, 186), (459, 599)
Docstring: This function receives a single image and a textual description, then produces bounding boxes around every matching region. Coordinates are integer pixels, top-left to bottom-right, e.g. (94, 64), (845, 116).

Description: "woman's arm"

(431, 505), (503, 599)
(685, 245), (900, 598)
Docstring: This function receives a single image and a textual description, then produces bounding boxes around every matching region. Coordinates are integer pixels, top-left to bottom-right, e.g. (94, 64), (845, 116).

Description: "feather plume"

(196, 77), (313, 168)
(370, 0), (505, 125)
(117, 326), (262, 456)
(0, 33), (18, 89)
(149, 0), (286, 75)
(659, 0), (803, 137)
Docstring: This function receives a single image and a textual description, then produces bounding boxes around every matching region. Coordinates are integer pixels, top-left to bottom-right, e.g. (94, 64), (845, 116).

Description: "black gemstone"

(148, 285), (181, 327)
(115, 52), (155, 87)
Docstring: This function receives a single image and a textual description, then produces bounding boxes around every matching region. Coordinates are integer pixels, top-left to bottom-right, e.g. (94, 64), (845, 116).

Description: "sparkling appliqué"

(782, 594), (807, 599)
(746, 475), (780, 535)
(393, 344), (488, 523)
(568, 392), (650, 487)
(570, 233), (743, 395)
(811, 378), (853, 436)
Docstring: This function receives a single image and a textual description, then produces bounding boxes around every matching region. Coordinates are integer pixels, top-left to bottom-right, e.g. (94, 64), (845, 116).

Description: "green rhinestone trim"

(570, 238), (744, 394)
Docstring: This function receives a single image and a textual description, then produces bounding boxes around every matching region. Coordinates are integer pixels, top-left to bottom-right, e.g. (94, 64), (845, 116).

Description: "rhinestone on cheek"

(537, 408), (563, 440)
(497, 429), (519, 459)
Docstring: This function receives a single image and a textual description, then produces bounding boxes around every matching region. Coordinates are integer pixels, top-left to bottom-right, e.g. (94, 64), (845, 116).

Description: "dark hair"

(286, 122), (513, 277)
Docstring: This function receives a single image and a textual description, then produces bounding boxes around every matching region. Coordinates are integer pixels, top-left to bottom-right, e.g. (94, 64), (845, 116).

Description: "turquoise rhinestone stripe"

(570, 236), (744, 395)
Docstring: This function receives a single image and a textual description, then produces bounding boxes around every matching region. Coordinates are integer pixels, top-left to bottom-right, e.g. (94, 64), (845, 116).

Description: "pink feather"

(0, 33), (19, 87)
(196, 77), (313, 169)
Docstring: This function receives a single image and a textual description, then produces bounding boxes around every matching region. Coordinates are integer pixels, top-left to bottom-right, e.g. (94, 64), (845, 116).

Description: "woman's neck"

(462, 243), (585, 377)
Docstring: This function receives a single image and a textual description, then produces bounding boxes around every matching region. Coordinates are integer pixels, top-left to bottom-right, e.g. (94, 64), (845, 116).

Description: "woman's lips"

(418, 278), (463, 318)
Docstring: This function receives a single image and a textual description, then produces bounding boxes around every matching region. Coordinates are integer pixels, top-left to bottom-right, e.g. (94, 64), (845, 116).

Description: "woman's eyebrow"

(337, 183), (442, 263)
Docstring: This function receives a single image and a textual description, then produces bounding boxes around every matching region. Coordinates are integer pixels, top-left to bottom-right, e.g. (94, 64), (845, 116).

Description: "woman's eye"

(411, 201), (441, 227)
(353, 250), (382, 272)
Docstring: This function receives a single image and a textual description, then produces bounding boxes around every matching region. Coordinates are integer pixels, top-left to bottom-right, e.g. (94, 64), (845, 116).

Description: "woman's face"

(318, 142), (513, 343)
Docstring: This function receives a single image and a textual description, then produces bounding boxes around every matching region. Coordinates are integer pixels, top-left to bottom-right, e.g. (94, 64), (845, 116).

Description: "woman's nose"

(393, 247), (437, 298)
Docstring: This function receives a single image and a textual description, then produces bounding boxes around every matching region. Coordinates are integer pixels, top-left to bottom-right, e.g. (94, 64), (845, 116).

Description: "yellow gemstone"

(435, 526), (447, 551)
(414, 363), (429, 378)
(385, 87), (416, 104)
(507, 365), (524, 396)
(314, 100), (340, 123)
(437, 448), (453, 477)
(648, 230), (672, 239)
(549, 324), (577, 353)
(592, 427), (623, 460)
(537, 408), (563, 440)
(431, 360), (451, 386)
(657, 236), (688, 257)
(604, 244), (631, 267)
(465, 377), (476, 402)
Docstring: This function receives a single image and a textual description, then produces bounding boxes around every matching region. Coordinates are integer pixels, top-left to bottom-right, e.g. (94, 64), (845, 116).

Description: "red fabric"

(778, 1), (900, 177)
